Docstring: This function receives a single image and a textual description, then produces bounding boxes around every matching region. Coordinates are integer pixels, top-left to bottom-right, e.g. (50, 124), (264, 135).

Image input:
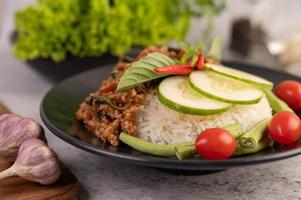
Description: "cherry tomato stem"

(154, 64), (193, 75)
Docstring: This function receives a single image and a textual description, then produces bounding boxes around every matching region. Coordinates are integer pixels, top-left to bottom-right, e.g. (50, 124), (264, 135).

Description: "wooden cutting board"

(0, 102), (79, 200)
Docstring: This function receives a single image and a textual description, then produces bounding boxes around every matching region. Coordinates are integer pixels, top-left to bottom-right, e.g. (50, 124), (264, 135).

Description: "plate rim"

(40, 62), (301, 170)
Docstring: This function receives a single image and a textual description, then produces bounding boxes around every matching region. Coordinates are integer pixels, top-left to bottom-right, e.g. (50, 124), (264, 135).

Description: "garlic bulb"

(0, 114), (45, 162)
(0, 139), (61, 185)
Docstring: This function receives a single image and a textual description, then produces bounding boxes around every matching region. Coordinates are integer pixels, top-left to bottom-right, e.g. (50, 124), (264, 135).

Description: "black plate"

(40, 62), (301, 171)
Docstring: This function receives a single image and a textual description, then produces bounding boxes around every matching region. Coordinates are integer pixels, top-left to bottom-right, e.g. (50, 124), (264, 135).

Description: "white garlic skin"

(15, 139), (61, 185)
(0, 114), (45, 161)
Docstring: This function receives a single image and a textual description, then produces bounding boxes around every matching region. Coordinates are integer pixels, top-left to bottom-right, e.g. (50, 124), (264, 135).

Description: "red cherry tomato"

(195, 128), (236, 160)
(268, 111), (301, 144)
(275, 80), (301, 110)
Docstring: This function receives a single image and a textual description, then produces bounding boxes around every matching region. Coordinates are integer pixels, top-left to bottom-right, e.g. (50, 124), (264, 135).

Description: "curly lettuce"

(13, 0), (224, 62)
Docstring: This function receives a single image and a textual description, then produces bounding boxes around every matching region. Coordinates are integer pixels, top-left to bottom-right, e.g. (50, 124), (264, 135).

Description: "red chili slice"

(195, 53), (205, 70)
(154, 64), (193, 75)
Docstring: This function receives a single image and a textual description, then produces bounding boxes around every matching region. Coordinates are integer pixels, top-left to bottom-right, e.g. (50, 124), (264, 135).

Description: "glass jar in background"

(189, 0), (301, 76)
(251, 0), (301, 76)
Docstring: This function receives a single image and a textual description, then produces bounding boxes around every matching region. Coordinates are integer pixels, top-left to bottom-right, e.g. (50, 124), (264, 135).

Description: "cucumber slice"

(158, 76), (232, 115)
(205, 64), (273, 90)
(189, 71), (263, 104)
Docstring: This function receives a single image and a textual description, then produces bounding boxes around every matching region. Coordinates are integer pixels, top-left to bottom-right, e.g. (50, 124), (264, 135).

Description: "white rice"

(136, 93), (272, 145)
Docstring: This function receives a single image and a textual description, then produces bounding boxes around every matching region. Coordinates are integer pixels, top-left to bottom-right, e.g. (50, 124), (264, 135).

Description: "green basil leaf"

(116, 52), (176, 91)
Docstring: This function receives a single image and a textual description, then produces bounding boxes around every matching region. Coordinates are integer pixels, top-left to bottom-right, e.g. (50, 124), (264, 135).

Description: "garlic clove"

(0, 114), (45, 162)
(0, 114), (23, 161)
(0, 138), (61, 185)
(16, 139), (61, 185)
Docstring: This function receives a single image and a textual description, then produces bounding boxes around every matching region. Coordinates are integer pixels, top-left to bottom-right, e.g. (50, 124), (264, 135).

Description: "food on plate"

(157, 76), (231, 115)
(205, 64), (273, 90)
(234, 137), (272, 156)
(119, 132), (191, 157)
(154, 64), (194, 75)
(194, 128), (236, 160)
(263, 89), (293, 113)
(119, 123), (243, 160)
(239, 118), (270, 148)
(195, 53), (205, 70)
(275, 80), (301, 110)
(189, 70), (263, 104)
(268, 111), (301, 144)
(76, 42), (301, 160)
(76, 47), (183, 146)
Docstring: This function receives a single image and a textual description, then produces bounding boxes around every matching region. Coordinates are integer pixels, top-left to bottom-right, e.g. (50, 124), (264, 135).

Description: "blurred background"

(1, 0), (301, 77)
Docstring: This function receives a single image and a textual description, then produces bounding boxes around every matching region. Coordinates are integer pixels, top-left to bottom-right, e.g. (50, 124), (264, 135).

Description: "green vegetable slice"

(117, 52), (176, 91)
(119, 132), (192, 157)
(175, 145), (196, 160)
(205, 64), (274, 90)
(158, 76), (232, 115)
(234, 137), (272, 156)
(263, 89), (293, 113)
(222, 123), (244, 139)
(189, 71), (263, 104)
(239, 118), (270, 148)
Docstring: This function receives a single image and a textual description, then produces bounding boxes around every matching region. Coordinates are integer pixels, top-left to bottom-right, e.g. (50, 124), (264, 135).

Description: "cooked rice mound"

(137, 93), (272, 145)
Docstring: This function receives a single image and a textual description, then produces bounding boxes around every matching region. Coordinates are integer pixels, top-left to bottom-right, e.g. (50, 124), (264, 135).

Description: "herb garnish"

(116, 52), (176, 91)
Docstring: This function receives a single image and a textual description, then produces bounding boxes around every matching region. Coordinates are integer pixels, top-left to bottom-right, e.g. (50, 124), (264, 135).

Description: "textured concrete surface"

(1, 1), (301, 200)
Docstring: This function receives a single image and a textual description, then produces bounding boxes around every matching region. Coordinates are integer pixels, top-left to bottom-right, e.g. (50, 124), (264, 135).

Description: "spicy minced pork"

(76, 46), (184, 146)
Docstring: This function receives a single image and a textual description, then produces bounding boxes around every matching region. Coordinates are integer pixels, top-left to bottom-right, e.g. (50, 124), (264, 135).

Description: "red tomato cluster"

(270, 81), (301, 144)
(195, 111), (301, 160)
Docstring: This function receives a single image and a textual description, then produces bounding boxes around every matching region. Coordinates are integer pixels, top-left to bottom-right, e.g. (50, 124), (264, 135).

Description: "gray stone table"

(1, 1), (301, 200)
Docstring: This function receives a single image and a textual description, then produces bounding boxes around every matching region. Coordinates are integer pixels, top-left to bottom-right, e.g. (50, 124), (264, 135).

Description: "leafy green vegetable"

(179, 36), (222, 64)
(13, 0), (225, 62)
(117, 37), (223, 91)
(116, 52), (176, 91)
(180, 41), (203, 64)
